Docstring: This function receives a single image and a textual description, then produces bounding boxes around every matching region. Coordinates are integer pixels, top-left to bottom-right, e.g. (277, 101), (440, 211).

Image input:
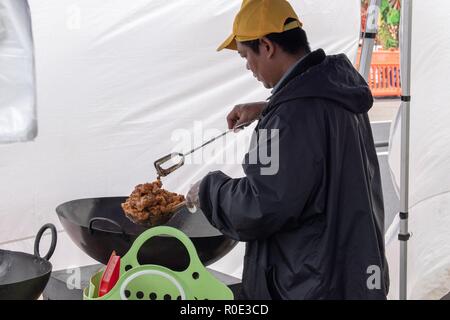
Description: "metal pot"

(0, 224), (57, 300)
(56, 197), (237, 271)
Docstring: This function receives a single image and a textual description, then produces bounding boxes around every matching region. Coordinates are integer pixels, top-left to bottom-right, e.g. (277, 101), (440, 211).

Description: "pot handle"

(88, 217), (126, 237)
(34, 223), (58, 261)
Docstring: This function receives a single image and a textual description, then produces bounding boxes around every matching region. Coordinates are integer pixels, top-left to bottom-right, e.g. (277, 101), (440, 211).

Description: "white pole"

(399, 0), (412, 301)
(359, 0), (382, 81)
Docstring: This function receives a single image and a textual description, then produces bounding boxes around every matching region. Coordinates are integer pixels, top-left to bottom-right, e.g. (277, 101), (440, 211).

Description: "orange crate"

(356, 49), (401, 97)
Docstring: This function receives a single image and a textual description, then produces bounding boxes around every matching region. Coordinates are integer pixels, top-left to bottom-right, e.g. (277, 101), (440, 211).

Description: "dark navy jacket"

(199, 49), (389, 300)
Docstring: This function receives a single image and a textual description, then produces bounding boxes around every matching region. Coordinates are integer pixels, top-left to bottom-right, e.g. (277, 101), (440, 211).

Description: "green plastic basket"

(83, 226), (234, 300)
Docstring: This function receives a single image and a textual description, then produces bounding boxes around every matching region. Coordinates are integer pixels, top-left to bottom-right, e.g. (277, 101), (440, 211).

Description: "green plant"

(361, 0), (400, 49)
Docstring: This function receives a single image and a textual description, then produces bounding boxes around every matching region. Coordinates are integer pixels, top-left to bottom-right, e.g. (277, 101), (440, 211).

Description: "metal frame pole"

(399, 0), (413, 301)
(358, 0), (382, 81)
(358, 0), (413, 300)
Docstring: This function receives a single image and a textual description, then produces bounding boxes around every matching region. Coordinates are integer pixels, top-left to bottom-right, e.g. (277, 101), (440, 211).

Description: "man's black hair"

(241, 18), (311, 55)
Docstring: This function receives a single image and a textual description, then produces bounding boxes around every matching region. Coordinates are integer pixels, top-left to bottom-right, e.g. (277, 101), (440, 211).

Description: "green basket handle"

(122, 226), (204, 273)
(118, 269), (187, 300)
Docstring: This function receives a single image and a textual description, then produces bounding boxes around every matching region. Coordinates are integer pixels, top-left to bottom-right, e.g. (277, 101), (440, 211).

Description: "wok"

(56, 197), (238, 271)
(0, 224), (57, 300)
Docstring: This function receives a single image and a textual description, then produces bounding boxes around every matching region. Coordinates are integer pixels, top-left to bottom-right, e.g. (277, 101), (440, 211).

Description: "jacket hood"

(267, 49), (373, 114)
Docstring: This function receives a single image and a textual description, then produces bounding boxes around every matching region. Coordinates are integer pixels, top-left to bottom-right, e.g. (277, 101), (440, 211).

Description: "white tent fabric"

(386, 0), (450, 300)
(0, 0), (360, 276)
(0, 0), (36, 143)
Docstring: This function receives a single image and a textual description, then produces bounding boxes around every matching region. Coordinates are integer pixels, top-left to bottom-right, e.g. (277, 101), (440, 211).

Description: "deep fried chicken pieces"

(121, 178), (185, 226)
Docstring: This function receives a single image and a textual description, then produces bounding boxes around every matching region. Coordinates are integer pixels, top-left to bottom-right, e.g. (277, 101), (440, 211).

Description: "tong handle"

(154, 152), (185, 177)
(233, 120), (254, 131)
(184, 120), (254, 156)
(154, 121), (254, 177)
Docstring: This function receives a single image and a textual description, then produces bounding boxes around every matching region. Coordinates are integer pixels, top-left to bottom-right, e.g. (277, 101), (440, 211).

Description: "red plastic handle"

(99, 251), (121, 297)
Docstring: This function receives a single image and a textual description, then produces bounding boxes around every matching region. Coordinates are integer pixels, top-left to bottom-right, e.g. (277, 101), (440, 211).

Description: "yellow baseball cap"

(217, 0), (303, 51)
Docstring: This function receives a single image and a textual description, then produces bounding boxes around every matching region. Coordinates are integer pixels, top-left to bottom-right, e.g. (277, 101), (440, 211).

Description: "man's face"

(236, 40), (275, 89)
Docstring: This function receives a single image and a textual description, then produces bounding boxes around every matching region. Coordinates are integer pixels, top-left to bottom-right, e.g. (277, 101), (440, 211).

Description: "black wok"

(0, 224), (57, 300)
(56, 197), (238, 271)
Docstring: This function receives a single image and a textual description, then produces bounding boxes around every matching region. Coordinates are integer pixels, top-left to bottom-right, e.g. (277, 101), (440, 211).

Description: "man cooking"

(186, 0), (389, 300)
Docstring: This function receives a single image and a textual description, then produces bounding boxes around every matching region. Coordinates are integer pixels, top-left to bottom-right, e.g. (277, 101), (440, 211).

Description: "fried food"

(121, 178), (185, 226)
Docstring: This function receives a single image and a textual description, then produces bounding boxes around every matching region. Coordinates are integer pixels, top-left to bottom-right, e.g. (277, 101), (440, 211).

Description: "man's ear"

(260, 37), (275, 59)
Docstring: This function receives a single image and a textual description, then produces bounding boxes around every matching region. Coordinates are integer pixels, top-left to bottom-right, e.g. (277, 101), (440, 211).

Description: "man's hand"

(186, 179), (202, 213)
(226, 101), (268, 130)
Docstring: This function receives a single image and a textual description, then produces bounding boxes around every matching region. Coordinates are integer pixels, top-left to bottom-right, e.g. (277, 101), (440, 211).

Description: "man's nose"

(246, 62), (250, 71)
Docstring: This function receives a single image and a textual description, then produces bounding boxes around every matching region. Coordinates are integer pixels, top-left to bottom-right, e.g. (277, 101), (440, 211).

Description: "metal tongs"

(154, 121), (253, 177)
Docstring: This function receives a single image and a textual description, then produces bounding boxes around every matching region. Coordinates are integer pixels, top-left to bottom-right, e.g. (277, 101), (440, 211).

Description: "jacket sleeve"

(198, 110), (323, 241)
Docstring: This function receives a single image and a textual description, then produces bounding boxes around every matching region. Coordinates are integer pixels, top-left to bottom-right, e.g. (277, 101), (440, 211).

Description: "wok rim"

(56, 196), (228, 238)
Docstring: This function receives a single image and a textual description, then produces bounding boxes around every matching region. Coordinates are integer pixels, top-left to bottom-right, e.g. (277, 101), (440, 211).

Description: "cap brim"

(217, 33), (237, 51)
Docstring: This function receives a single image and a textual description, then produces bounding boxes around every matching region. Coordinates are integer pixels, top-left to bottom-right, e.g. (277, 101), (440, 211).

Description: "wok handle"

(34, 223), (57, 261)
(88, 217), (126, 237)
